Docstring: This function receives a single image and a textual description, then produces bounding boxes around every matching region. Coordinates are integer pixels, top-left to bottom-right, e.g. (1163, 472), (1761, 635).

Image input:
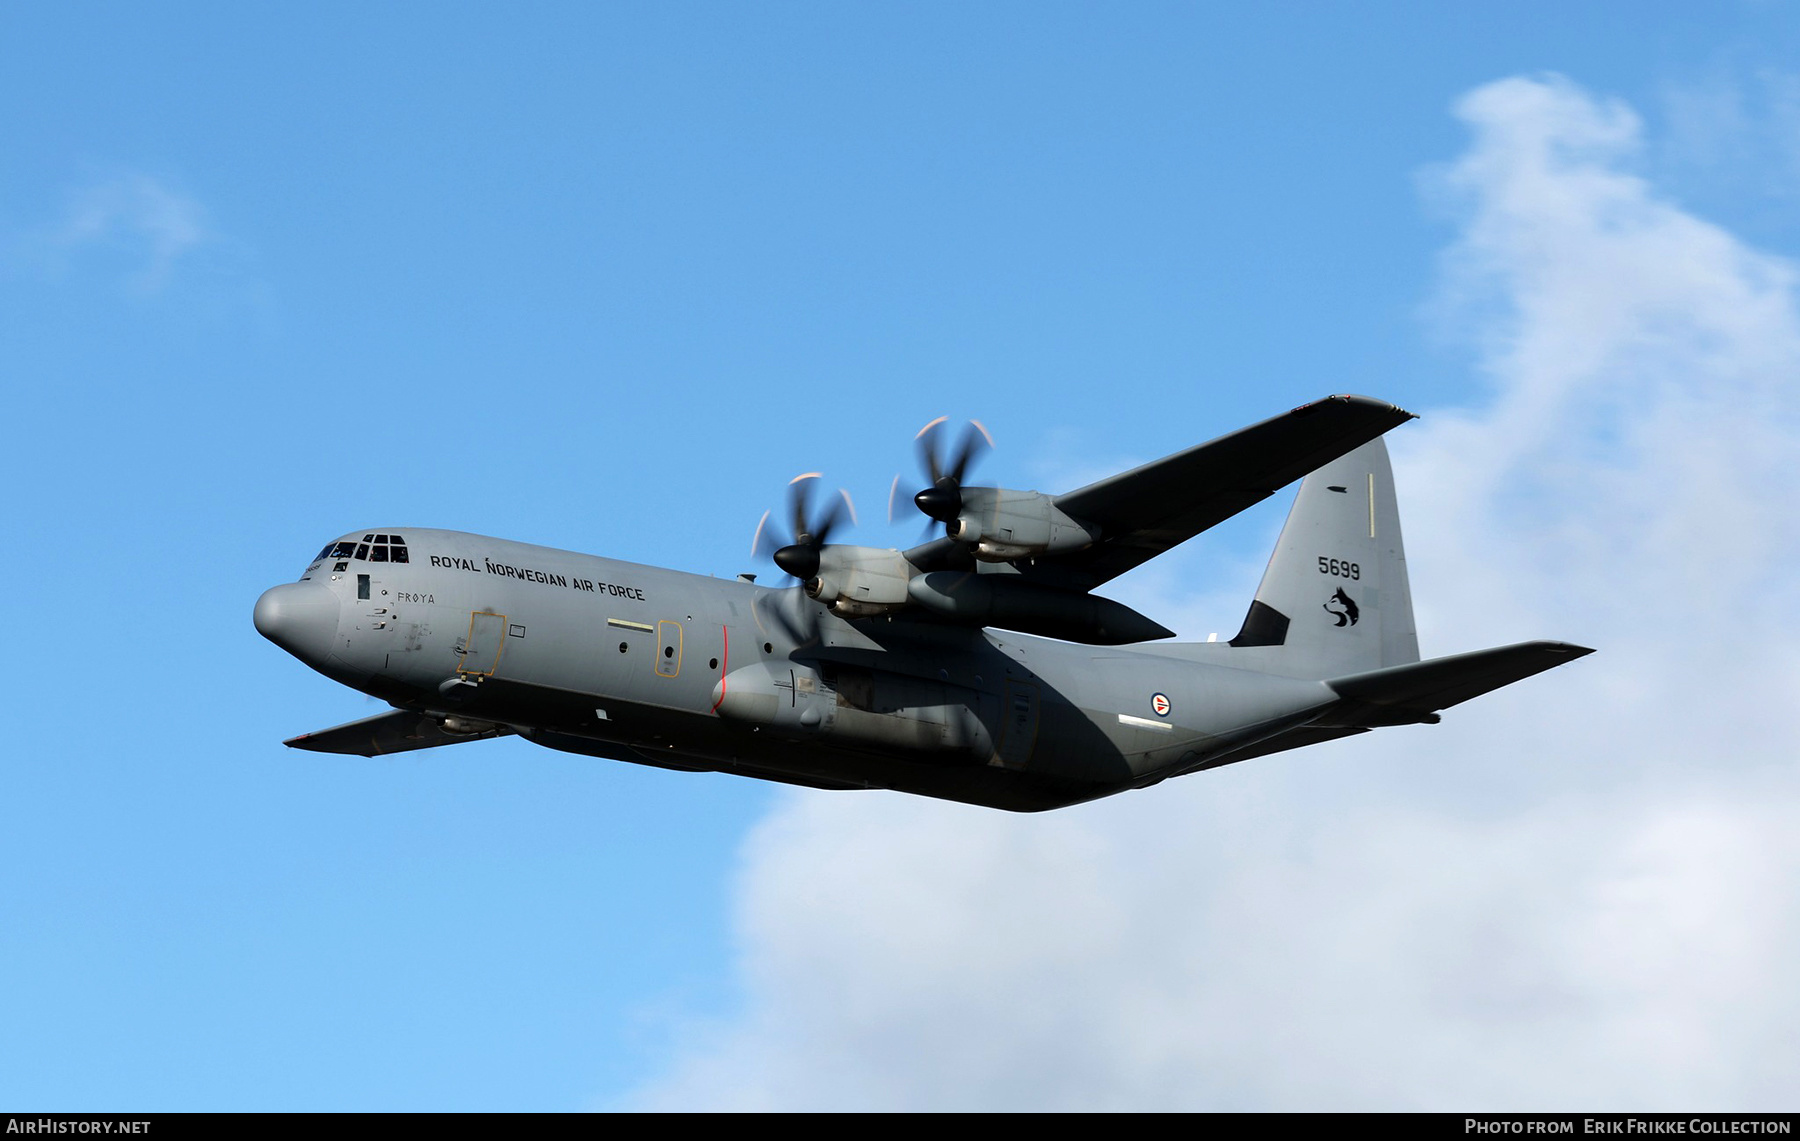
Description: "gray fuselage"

(257, 528), (1337, 811)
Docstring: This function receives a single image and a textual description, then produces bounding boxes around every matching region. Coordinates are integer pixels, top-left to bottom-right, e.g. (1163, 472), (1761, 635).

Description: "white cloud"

(623, 75), (1800, 1110)
(39, 173), (214, 293)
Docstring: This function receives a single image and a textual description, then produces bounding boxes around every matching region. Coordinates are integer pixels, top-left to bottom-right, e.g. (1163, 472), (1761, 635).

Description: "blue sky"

(5, 3), (1800, 1110)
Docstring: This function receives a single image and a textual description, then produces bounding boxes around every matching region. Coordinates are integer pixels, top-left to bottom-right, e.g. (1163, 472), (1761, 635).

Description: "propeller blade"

(758, 472), (855, 581)
(914, 417), (991, 490)
(949, 420), (993, 485)
(811, 491), (847, 549)
(789, 472), (822, 545)
(751, 509), (775, 560)
(908, 417), (994, 539)
(915, 416), (950, 487)
(753, 587), (812, 646)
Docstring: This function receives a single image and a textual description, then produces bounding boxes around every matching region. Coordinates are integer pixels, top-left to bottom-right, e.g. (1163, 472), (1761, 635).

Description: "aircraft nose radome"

(254, 583), (339, 663)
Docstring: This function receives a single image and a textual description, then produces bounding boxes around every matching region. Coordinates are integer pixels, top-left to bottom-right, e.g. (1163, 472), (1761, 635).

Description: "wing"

(283, 708), (512, 756)
(1045, 394), (1413, 586)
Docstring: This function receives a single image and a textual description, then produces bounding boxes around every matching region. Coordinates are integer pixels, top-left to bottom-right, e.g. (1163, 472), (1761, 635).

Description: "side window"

(357, 574), (370, 600)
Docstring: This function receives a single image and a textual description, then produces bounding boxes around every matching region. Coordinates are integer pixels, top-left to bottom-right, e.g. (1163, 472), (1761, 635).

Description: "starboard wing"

(1044, 394), (1414, 586)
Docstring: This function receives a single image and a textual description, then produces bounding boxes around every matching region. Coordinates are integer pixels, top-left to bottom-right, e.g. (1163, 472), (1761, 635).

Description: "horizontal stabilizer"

(284, 708), (512, 756)
(1320, 640), (1594, 727)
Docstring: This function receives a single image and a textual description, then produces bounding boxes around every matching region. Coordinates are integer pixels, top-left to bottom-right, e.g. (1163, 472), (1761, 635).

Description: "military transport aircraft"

(254, 395), (1592, 812)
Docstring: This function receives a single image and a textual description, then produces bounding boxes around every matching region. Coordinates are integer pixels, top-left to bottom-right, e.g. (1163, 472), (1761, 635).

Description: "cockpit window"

(319, 535), (410, 564)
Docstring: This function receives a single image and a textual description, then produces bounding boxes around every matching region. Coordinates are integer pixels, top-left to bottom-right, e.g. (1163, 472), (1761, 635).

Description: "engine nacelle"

(907, 571), (1175, 644)
(802, 545), (916, 616)
(946, 488), (1096, 562)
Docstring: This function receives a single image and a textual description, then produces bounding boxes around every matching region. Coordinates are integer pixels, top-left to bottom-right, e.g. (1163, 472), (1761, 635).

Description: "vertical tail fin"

(1227, 437), (1418, 678)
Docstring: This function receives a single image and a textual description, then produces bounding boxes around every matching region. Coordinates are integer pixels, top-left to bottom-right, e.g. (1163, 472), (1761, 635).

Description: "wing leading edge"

(1045, 394), (1414, 586)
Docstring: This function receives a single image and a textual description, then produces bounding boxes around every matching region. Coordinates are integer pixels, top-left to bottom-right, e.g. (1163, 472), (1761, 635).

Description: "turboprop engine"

(940, 487), (1098, 562)
(802, 545), (915, 617)
(901, 420), (1099, 561)
(751, 443), (1147, 640)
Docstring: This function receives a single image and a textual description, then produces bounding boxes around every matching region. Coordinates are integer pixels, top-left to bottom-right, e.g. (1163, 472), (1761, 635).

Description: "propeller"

(891, 417), (993, 535)
(752, 472), (856, 581)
